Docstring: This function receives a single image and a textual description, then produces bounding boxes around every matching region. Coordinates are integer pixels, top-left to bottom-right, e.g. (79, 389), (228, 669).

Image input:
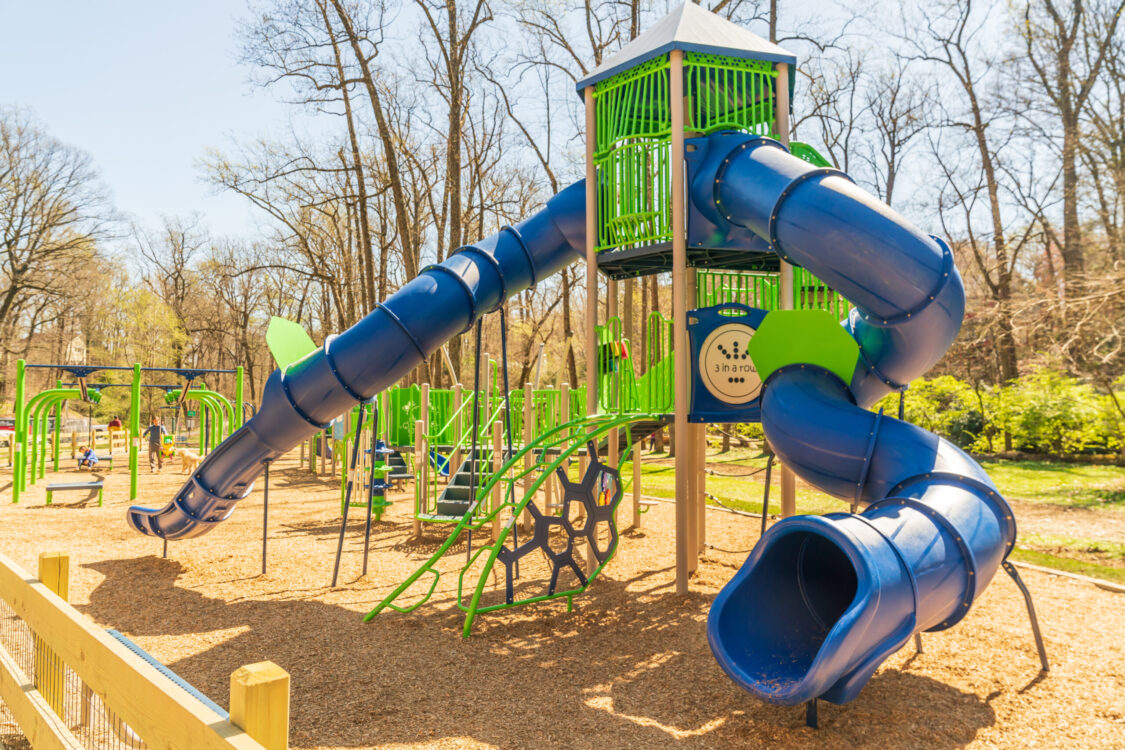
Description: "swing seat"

(366, 480), (395, 492)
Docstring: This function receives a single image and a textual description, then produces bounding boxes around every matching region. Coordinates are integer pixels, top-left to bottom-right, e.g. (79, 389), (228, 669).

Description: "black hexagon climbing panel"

(495, 440), (623, 604)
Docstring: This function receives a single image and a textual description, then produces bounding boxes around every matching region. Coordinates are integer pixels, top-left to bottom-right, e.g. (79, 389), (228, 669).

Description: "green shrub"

(874, 368), (1124, 457)
(875, 375), (984, 449)
(992, 370), (1120, 455)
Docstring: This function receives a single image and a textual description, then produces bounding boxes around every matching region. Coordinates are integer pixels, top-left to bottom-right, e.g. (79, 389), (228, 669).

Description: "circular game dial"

(698, 322), (761, 404)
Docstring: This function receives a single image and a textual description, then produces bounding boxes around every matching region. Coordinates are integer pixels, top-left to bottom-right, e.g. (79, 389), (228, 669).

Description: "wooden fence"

(0, 551), (289, 750)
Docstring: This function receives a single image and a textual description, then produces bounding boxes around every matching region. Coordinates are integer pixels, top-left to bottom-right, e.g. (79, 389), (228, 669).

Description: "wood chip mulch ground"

(0, 454), (1122, 749)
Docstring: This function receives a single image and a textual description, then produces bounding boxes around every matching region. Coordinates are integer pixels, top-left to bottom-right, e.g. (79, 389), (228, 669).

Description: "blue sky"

(0, 1), (315, 240)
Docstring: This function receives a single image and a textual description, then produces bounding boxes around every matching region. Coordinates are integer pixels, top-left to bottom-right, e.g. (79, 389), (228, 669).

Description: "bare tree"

(909, 0), (1026, 387)
(1017, 0), (1125, 293)
(0, 108), (109, 399)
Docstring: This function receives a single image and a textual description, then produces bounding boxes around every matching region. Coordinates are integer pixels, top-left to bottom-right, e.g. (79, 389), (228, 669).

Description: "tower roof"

(576, 2), (796, 93)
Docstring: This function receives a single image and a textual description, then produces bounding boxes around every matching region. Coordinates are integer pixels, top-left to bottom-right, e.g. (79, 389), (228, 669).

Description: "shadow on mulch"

(78, 556), (996, 749)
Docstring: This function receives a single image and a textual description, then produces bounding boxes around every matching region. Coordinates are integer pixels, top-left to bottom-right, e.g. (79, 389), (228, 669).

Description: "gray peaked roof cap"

(575, 2), (797, 94)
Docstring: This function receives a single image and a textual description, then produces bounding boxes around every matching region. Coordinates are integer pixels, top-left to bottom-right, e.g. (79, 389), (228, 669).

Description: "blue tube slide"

(695, 133), (1017, 705)
(127, 181), (586, 539)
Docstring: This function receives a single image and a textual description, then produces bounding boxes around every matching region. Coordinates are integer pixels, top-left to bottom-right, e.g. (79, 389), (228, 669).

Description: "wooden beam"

(413, 420), (424, 534)
(775, 61), (798, 519)
(585, 85), (598, 418)
(685, 268), (698, 572)
(492, 421), (502, 541)
(671, 48), (690, 594)
(522, 382), (533, 531)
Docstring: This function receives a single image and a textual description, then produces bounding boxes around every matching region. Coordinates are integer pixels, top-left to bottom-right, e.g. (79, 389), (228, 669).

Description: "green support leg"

(13, 360), (24, 503)
(236, 366), (245, 428)
(52, 380), (62, 473)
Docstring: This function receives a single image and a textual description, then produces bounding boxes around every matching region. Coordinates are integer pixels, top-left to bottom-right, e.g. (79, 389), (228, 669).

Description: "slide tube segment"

(694, 133), (1016, 705)
(127, 180), (585, 539)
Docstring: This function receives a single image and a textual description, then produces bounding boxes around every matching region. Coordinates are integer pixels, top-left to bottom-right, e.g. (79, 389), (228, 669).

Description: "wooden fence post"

(36, 552), (68, 716)
(230, 661), (290, 750)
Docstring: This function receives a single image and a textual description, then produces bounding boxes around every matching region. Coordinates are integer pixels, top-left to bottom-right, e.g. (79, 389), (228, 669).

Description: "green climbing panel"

(747, 310), (860, 385)
(266, 317), (318, 372)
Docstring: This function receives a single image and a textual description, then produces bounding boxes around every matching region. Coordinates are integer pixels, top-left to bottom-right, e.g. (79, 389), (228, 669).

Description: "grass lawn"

(1009, 533), (1125, 583)
(977, 458), (1125, 509)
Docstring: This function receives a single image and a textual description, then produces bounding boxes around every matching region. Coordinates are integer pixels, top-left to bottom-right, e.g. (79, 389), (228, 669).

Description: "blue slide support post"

(127, 181), (586, 539)
(691, 132), (1020, 705)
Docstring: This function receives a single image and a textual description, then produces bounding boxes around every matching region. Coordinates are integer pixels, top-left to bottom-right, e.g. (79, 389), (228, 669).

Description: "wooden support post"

(413, 420), (424, 535)
(560, 382), (570, 435)
(492, 421), (502, 542)
(452, 383), (464, 473)
(481, 355), (491, 432)
(584, 85), (598, 421)
(775, 61), (798, 519)
(670, 48), (690, 594)
(381, 389), (390, 444)
(37, 551), (68, 602)
(36, 552), (68, 716)
(522, 383), (533, 529)
(623, 278), (640, 529)
(607, 277), (619, 470)
(545, 463), (555, 511)
(632, 441), (642, 529)
(697, 422), (707, 550)
(230, 661), (290, 750)
(685, 268), (699, 572)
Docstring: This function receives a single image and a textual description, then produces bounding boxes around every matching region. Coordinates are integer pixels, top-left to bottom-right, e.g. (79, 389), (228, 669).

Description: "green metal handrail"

(367, 412), (662, 635)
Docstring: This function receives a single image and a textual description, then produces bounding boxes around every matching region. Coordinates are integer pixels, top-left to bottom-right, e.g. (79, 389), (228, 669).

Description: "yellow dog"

(179, 449), (203, 473)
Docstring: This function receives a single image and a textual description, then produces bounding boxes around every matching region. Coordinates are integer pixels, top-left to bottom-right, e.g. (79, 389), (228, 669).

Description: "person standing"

(142, 416), (167, 473)
(107, 415), (124, 453)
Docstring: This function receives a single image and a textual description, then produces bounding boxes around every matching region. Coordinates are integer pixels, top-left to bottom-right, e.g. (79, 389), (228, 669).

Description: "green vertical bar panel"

(236, 366), (245, 428)
(52, 380), (62, 473)
(130, 363), (141, 500)
(12, 360), (25, 501)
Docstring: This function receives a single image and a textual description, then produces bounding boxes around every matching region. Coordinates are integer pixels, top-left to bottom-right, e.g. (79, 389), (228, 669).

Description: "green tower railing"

(592, 53), (780, 255)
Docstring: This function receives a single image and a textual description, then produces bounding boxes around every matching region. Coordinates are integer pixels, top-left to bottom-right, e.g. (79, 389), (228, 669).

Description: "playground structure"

(10, 361), (245, 504)
(121, 1), (1048, 722)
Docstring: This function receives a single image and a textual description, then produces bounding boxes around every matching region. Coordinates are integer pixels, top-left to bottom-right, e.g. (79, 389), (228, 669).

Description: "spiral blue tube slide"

(696, 133), (1017, 705)
(127, 180), (586, 539)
